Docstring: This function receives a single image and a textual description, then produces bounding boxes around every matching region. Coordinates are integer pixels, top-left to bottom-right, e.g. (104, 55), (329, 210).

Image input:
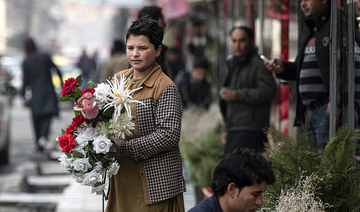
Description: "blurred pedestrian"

(100, 40), (128, 81)
(219, 26), (276, 154)
(166, 46), (185, 81)
(138, 5), (171, 77)
(264, 0), (332, 154)
(21, 37), (62, 152)
(105, 16), (185, 212)
(175, 57), (212, 110)
(77, 48), (93, 89)
(188, 148), (276, 212)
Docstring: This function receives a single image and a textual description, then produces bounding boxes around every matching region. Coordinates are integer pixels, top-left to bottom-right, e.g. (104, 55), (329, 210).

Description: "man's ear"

(227, 182), (238, 198)
(155, 45), (162, 57)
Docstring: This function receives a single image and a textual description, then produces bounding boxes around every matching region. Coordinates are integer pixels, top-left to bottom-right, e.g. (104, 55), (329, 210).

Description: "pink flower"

(74, 92), (99, 119)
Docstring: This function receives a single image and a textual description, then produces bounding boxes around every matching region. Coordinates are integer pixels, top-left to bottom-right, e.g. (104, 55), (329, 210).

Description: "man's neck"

(218, 195), (230, 212)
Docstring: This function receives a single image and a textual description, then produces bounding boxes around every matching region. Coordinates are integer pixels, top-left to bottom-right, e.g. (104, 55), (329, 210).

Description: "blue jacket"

(188, 195), (222, 212)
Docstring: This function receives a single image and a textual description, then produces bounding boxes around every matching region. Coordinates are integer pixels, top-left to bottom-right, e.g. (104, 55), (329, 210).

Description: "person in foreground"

(105, 16), (186, 212)
(189, 148), (276, 212)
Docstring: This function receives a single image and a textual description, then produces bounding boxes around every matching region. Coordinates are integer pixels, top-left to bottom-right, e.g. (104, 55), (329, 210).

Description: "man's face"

(231, 28), (251, 58)
(228, 181), (267, 212)
(300, 0), (328, 19)
(191, 67), (206, 83)
(157, 18), (167, 30)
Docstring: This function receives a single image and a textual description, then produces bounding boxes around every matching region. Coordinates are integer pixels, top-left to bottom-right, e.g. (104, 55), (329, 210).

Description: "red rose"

(72, 114), (86, 127)
(62, 78), (79, 96)
(81, 88), (95, 96)
(66, 124), (76, 134)
(58, 133), (75, 153)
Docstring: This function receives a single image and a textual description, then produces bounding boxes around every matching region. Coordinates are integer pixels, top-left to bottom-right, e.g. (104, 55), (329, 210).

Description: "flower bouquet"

(57, 74), (141, 195)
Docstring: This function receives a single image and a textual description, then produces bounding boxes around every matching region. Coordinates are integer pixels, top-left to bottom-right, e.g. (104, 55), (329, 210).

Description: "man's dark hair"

(210, 148), (275, 197)
(229, 26), (254, 42)
(138, 5), (163, 21)
(126, 16), (164, 50)
(193, 57), (209, 70)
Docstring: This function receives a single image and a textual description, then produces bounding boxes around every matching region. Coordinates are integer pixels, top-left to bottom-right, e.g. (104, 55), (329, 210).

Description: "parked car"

(0, 55), (23, 95)
(0, 64), (10, 164)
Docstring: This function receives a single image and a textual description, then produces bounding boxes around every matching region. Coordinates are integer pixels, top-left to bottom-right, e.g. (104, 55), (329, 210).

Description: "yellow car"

(52, 55), (81, 93)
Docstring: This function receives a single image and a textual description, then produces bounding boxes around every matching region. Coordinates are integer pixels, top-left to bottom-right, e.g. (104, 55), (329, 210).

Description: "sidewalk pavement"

(56, 181), (196, 212)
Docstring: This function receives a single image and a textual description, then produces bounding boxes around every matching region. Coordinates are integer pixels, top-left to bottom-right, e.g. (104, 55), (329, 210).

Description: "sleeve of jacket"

(277, 61), (297, 80)
(120, 85), (182, 161)
(235, 64), (277, 105)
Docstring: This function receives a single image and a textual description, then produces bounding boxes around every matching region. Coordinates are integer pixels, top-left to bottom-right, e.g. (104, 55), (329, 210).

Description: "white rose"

(73, 158), (92, 172)
(58, 154), (71, 169)
(92, 135), (112, 154)
(83, 170), (101, 186)
(91, 182), (107, 195)
(107, 162), (120, 178)
(72, 172), (85, 183)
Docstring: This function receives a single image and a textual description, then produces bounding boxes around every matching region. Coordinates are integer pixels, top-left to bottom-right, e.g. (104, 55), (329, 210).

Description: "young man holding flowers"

(105, 16), (185, 211)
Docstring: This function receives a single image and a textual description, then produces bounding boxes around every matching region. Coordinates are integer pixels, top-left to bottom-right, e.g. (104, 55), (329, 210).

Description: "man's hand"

(107, 138), (122, 158)
(264, 58), (283, 75)
(221, 131), (227, 144)
(220, 88), (236, 102)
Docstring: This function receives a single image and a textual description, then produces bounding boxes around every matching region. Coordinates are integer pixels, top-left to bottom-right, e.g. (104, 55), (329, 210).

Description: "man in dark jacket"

(22, 37), (62, 152)
(188, 148), (275, 212)
(219, 26), (276, 154)
(265, 0), (331, 154)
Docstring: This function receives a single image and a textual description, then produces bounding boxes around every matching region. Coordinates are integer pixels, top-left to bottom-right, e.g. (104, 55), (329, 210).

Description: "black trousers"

(32, 113), (52, 144)
(224, 130), (267, 155)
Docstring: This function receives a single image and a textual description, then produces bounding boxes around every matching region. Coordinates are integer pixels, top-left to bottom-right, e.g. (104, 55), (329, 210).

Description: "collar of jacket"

(305, 7), (330, 30)
(121, 63), (162, 88)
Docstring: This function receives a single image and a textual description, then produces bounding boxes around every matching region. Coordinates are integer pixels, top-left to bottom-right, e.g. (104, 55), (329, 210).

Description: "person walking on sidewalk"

(21, 37), (62, 152)
(106, 16), (186, 212)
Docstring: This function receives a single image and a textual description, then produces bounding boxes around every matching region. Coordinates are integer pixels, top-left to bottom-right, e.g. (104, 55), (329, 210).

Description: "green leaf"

(59, 95), (71, 101)
(76, 74), (83, 87)
(87, 80), (96, 88)
(72, 151), (84, 158)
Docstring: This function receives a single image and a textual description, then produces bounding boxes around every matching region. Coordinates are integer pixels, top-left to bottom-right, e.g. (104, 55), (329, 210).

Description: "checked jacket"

(116, 64), (186, 205)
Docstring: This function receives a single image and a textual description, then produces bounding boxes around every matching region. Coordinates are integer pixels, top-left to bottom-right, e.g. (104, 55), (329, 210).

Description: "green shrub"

(181, 124), (223, 188)
(263, 125), (360, 211)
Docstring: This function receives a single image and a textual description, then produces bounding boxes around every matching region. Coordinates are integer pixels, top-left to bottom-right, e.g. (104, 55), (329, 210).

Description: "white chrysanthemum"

(107, 161), (120, 178)
(83, 170), (102, 186)
(96, 74), (143, 121)
(92, 135), (112, 154)
(58, 154), (71, 169)
(108, 113), (135, 139)
(96, 121), (109, 136)
(72, 158), (92, 172)
(91, 182), (107, 195)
